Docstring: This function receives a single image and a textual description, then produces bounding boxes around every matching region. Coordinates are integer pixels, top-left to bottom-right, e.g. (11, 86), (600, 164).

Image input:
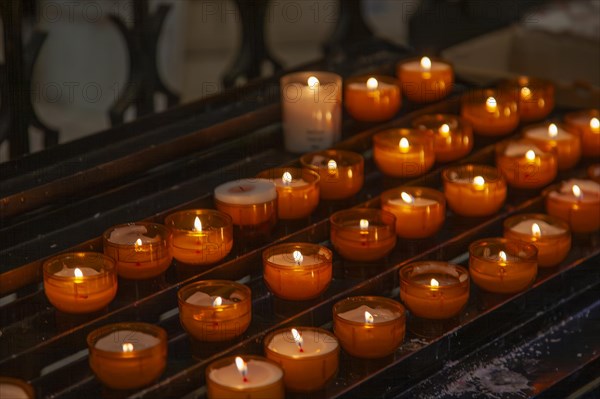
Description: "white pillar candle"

(107, 225), (160, 245)
(266, 329), (338, 357)
(0, 383), (29, 399)
(280, 72), (342, 153)
(214, 179), (277, 205)
(94, 330), (160, 352)
(209, 359), (283, 389)
(337, 304), (400, 323)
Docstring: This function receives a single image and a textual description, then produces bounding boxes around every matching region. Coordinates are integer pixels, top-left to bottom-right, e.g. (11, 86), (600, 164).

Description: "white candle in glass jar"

(107, 225), (160, 245)
(510, 219), (566, 235)
(94, 330), (160, 352)
(209, 359), (283, 389)
(337, 304), (400, 323)
(266, 329), (338, 358)
(281, 72), (342, 153)
(54, 267), (100, 277)
(185, 291), (236, 306)
(214, 179), (277, 205)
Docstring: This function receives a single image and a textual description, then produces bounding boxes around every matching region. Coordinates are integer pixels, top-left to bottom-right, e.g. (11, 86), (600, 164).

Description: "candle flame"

(431, 278), (439, 288)
(520, 87), (531, 100)
(235, 356), (248, 381)
(485, 97), (497, 113)
(532, 223), (541, 238)
(572, 184), (582, 198)
(74, 268), (83, 279)
(499, 251), (507, 263)
(364, 311), (374, 324)
(420, 56), (432, 70)
(525, 150), (536, 161)
(213, 296), (223, 307)
(360, 219), (369, 230)
(401, 192), (414, 204)
(282, 171), (293, 185)
(366, 77), (378, 90)
(439, 124), (450, 137)
(548, 123), (558, 138)
(307, 76), (319, 88)
(135, 238), (142, 247)
(193, 216), (202, 232)
(591, 117), (600, 132)
(293, 250), (303, 265)
(399, 137), (410, 152)
(327, 159), (337, 174)
(122, 343), (134, 352)
(291, 328), (304, 351)
(473, 176), (485, 188)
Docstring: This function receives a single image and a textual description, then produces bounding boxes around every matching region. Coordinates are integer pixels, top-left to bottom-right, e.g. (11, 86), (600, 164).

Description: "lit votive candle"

(103, 222), (172, 279)
(300, 149), (364, 200)
(87, 322), (167, 390)
(256, 167), (320, 220)
(564, 109), (600, 158)
(178, 280), (251, 342)
(373, 128), (435, 178)
(264, 327), (339, 392)
(344, 75), (401, 122)
(381, 187), (446, 238)
(0, 377), (34, 399)
(263, 243), (332, 301)
(330, 208), (397, 262)
(397, 56), (454, 103)
(496, 140), (557, 189)
(500, 77), (555, 122)
(545, 179), (600, 233)
(165, 209), (233, 266)
(461, 89), (519, 136)
(214, 179), (277, 227)
(469, 238), (538, 294)
(333, 296), (406, 358)
(442, 164), (507, 217)
(43, 252), (117, 314)
(207, 355), (285, 399)
(523, 123), (581, 170)
(399, 262), (469, 319)
(412, 114), (474, 162)
(281, 72), (342, 153)
(504, 213), (571, 267)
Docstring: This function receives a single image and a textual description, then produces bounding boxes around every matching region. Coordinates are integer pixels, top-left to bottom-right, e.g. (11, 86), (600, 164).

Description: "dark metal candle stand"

(0, 41), (598, 399)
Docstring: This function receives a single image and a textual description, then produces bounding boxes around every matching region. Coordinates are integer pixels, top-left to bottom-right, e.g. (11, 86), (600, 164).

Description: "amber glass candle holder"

(469, 238), (538, 294)
(300, 149), (364, 200)
(43, 252), (117, 314)
(344, 75), (401, 122)
(412, 114), (474, 162)
(206, 355), (285, 399)
(443, 164), (507, 217)
(564, 109), (600, 158)
(399, 262), (469, 319)
(499, 77), (555, 122)
(263, 243), (332, 301)
(256, 167), (320, 220)
(103, 222), (172, 279)
(545, 179), (600, 233)
(264, 327), (339, 392)
(396, 56), (454, 103)
(87, 322), (167, 390)
(178, 280), (251, 342)
(461, 89), (519, 136)
(381, 186), (446, 238)
(333, 296), (406, 358)
(504, 213), (571, 267)
(165, 209), (233, 266)
(0, 377), (35, 399)
(373, 128), (435, 178)
(496, 139), (558, 189)
(330, 208), (396, 262)
(522, 122), (581, 171)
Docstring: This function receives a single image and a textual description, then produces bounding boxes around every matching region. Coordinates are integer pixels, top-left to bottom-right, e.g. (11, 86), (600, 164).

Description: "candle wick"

(238, 186), (247, 192)
(243, 377), (248, 383)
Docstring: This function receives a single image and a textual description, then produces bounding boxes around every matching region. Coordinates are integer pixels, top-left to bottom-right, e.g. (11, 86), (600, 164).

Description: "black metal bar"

(324, 0), (374, 56)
